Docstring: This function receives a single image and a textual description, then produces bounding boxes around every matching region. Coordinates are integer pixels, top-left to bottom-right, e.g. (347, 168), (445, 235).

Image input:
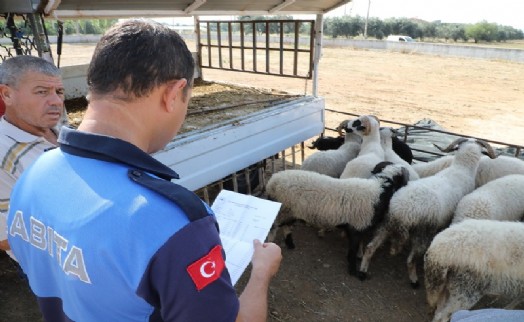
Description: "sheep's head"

(434, 137), (497, 159)
(379, 127), (398, 146)
(336, 119), (350, 136)
(347, 115), (380, 137)
(371, 161), (410, 190)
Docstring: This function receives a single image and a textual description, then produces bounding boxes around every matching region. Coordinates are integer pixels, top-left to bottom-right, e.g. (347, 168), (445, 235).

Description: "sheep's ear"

(361, 117), (372, 136)
(370, 115), (380, 125)
(371, 161), (393, 174)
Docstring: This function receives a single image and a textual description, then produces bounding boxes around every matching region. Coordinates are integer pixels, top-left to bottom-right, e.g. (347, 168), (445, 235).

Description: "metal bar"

(195, 16), (203, 79)
(240, 22), (245, 71)
(204, 43), (310, 53)
(291, 145), (297, 168)
(228, 22), (233, 69)
(217, 22), (222, 68)
(325, 109), (524, 152)
(312, 14), (323, 96)
(293, 21), (299, 76)
(200, 66), (311, 79)
(244, 168), (252, 195)
(6, 14), (24, 56)
(206, 21), (212, 67)
(279, 21), (284, 75)
(265, 22), (270, 74)
(252, 22), (257, 72)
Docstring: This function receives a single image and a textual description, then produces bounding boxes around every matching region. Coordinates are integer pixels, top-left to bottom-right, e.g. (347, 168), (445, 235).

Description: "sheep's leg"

(345, 225), (363, 278)
(282, 225), (295, 249)
(431, 289), (482, 322)
(406, 243), (422, 289)
(358, 224), (389, 279)
(505, 297), (524, 309)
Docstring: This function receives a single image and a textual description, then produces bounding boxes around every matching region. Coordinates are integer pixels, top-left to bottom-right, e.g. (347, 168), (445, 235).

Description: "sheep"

(452, 174), (524, 224)
(414, 154), (524, 188)
(392, 134), (414, 164)
(307, 131), (413, 165)
(339, 115), (384, 179)
(413, 155), (454, 178)
(475, 154), (524, 187)
(380, 127), (419, 181)
(308, 135), (345, 151)
(358, 138), (496, 286)
(266, 161), (409, 278)
(424, 219), (524, 322)
(301, 122), (362, 178)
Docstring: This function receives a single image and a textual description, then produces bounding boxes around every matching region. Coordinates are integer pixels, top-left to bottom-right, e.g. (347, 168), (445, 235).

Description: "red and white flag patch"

(187, 245), (225, 291)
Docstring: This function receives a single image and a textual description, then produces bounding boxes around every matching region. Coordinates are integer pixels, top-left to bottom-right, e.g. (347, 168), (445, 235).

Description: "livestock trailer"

(0, 0), (357, 196)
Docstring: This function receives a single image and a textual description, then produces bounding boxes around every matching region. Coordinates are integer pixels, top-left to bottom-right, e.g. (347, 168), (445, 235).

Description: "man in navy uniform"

(7, 19), (281, 322)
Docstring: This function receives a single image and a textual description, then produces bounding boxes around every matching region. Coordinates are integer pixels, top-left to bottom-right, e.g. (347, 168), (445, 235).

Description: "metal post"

(312, 14), (324, 97)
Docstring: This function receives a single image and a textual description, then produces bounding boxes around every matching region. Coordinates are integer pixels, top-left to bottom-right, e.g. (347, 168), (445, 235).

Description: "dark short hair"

(87, 19), (195, 99)
(0, 55), (61, 87)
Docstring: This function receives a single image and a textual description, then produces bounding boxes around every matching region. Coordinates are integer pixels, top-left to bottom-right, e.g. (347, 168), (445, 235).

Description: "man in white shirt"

(0, 55), (65, 259)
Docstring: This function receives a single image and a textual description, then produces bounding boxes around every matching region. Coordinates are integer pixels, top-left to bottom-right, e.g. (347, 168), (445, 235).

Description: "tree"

(466, 21), (499, 43)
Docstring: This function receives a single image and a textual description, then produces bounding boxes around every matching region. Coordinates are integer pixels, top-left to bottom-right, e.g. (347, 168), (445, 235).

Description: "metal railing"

(197, 19), (315, 79)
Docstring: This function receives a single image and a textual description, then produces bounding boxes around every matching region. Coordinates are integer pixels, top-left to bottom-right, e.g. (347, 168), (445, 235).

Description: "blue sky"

(327, 0), (524, 30)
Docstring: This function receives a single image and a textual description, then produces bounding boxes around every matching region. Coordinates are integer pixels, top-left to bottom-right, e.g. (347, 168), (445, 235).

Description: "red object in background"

(0, 97), (5, 117)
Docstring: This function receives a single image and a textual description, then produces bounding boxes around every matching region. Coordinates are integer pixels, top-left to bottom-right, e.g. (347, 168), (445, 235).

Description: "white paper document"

(211, 189), (281, 285)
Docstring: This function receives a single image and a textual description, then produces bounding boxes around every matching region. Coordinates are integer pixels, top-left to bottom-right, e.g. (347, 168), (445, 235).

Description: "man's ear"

(0, 84), (12, 104)
(163, 79), (188, 112)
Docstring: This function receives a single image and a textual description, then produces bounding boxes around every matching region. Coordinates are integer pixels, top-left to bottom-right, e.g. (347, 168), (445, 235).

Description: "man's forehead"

(20, 71), (63, 87)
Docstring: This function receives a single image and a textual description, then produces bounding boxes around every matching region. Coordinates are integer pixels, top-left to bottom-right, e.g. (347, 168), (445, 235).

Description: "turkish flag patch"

(187, 245), (225, 291)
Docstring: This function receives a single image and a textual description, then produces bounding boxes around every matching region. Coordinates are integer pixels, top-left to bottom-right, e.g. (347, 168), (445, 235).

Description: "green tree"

(465, 21), (499, 43)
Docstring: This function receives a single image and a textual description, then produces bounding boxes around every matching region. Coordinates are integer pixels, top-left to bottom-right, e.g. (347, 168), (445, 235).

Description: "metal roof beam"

(184, 0), (206, 14)
(269, 0), (296, 14)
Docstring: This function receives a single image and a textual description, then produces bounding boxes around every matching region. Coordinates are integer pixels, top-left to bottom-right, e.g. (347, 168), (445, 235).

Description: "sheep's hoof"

(284, 235), (295, 249)
(357, 271), (368, 281)
(410, 281), (420, 289)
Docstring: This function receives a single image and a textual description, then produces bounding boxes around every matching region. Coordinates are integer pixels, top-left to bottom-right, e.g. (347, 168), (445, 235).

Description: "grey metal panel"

(154, 96), (324, 191)
(0, 0), (42, 13)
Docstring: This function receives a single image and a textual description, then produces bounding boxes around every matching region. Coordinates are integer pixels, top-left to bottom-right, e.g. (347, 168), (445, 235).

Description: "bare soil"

(1, 43), (523, 322)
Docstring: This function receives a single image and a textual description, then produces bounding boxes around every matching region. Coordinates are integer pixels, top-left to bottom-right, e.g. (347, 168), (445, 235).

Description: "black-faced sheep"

(308, 135), (345, 150)
(359, 138), (496, 286)
(266, 161), (409, 278)
(339, 115), (384, 179)
(424, 219), (524, 322)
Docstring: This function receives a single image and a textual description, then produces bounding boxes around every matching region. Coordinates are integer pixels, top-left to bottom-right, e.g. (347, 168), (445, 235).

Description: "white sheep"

(380, 127), (419, 181)
(339, 115), (384, 179)
(452, 174), (524, 224)
(301, 125), (362, 178)
(475, 154), (524, 187)
(413, 155), (454, 178)
(424, 219), (524, 322)
(266, 161), (409, 278)
(414, 154), (524, 188)
(358, 138), (496, 285)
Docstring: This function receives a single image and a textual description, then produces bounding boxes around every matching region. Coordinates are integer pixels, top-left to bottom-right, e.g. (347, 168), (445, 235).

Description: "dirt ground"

(1, 43), (523, 322)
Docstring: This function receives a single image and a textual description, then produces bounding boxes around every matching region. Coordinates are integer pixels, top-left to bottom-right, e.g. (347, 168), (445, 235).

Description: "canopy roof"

(2, 0), (351, 18)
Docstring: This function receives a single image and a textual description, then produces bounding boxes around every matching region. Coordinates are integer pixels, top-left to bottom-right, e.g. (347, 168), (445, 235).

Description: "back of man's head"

(0, 56), (60, 88)
(87, 19), (195, 101)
